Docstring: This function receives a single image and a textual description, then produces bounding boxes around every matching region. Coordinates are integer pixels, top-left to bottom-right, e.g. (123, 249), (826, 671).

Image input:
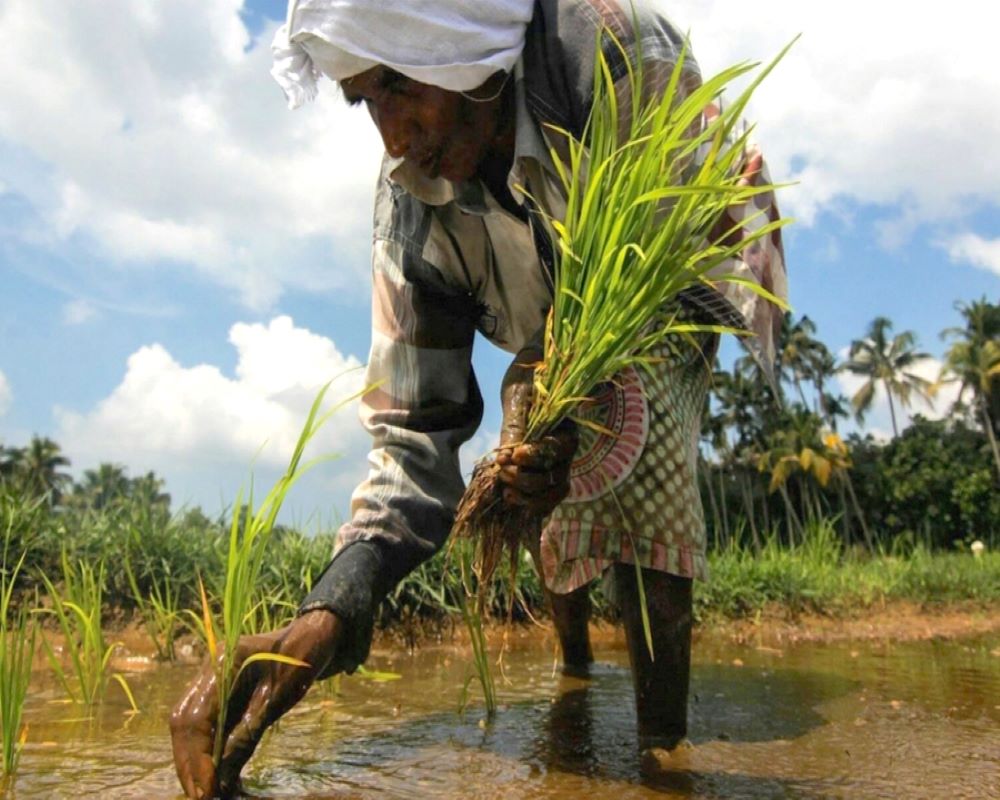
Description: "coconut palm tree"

(74, 463), (131, 510)
(779, 314), (827, 409)
(817, 391), (850, 432)
(713, 361), (787, 548)
(13, 436), (71, 505)
(939, 298), (1000, 478)
(840, 316), (933, 437)
(0, 444), (20, 484)
(129, 471), (172, 511)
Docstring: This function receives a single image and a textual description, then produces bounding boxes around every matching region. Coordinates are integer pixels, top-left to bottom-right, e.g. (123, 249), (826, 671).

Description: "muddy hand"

(496, 346), (578, 516)
(170, 610), (342, 799)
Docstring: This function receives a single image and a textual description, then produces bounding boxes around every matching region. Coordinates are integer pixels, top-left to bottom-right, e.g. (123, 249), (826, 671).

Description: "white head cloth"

(271, 0), (535, 109)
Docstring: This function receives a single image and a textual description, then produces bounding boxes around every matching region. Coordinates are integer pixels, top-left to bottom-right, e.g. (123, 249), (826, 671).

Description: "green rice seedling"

(123, 537), (181, 661)
(454, 27), (793, 585)
(454, 542), (497, 719)
(354, 665), (402, 682)
(197, 381), (366, 769)
(38, 552), (138, 712)
(0, 533), (34, 781)
(242, 587), (299, 637)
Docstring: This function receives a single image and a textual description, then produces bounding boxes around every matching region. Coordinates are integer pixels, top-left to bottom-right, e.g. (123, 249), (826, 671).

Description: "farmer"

(170, 0), (786, 796)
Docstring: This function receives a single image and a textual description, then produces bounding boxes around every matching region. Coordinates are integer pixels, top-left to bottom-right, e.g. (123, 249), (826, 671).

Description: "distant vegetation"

(0, 297), (997, 635)
(700, 297), (999, 553)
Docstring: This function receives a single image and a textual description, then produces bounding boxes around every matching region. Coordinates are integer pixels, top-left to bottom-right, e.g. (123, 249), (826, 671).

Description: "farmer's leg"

(548, 582), (593, 670)
(526, 540), (593, 671)
(613, 564), (692, 749)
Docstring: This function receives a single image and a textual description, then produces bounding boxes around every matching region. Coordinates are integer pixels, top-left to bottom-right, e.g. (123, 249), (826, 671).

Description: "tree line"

(2, 296), (998, 552)
(701, 296), (999, 551)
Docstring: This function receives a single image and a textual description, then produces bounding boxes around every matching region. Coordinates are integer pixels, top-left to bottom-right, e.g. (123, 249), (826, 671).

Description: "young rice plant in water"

(38, 553), (137, 711)
(454, 541), (498, 718)
(0, 527), (34, 780)
(124, 534), (182, 662)
(195, 381), (365, 769)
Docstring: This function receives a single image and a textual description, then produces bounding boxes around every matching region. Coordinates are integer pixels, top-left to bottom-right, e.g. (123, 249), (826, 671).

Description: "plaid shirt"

(335, 0), (787, 579)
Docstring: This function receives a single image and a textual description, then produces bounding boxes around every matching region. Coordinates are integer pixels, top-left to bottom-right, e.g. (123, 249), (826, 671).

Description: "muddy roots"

(452, 460), (540, 589)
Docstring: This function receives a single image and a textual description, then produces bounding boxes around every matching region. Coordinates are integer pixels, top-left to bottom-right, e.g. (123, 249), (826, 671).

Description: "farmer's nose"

(373, 108), (413, 159)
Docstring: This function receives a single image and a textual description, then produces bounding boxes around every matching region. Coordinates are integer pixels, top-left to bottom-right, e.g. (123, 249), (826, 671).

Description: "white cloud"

(54, 316), (371, 515)
(944, 233), (1000, 278)
(834, 355), (962, 438)
(62, 298), (99, 326)
(0, 0), (383, 309)
(660, 0), (1000, 228)
(4, 0), (998, 312)
(460, 427), (500, 484)
(0, 370), (11, 417)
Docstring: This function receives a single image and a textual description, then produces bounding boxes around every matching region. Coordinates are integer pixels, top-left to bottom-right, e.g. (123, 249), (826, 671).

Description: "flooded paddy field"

(11, 622), (1000, 799)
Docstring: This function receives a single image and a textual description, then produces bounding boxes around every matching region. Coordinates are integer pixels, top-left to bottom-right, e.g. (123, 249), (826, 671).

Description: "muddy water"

(11, 625), (1000, 799)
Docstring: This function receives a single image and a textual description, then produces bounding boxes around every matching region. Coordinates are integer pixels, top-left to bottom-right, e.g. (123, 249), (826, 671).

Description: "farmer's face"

(341, 67), (511, 182)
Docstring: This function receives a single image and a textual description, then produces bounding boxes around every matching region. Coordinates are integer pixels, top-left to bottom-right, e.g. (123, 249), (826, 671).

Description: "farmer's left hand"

(495, 346), (578, 516)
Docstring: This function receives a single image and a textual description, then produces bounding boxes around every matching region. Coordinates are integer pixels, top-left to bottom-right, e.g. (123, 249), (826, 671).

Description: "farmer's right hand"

(495, 346), (578, 516)
(170, 609), (342, 799)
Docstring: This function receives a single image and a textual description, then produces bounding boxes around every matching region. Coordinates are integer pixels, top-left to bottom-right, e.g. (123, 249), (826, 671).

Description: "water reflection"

(689, 664), (854, 744)
(9, 631), (1000, 799)
(246, 660), (855, 798)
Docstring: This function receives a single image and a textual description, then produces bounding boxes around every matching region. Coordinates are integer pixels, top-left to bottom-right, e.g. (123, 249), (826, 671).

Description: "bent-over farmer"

(170, 0), (787, 796)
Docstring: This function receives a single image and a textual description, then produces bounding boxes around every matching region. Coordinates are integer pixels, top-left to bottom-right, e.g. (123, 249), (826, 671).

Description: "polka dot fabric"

(540, 311), (716, 595)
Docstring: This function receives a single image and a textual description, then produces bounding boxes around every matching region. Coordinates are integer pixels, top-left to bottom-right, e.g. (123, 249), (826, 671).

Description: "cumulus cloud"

(662, 0), (1000, 229)
(834, 354), (961, 440)
(0, 0), (383, 309)
(945, 233), (1000, 278)
(2, 0), (998, 314)
(0, 370), (11, 417)
(55, 316), (372, 515)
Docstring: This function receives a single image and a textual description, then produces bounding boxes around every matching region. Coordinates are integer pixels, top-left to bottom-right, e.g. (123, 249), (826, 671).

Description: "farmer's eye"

(378, 69), (407, 95)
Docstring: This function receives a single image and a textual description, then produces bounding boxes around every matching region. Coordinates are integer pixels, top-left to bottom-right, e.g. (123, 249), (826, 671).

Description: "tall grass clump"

(194, 382), (361, 769)
(38, 552), (137, 711)
(0, 528), (34, 781)
(453, 28), (792, 584)
(124, 534), (181, 661)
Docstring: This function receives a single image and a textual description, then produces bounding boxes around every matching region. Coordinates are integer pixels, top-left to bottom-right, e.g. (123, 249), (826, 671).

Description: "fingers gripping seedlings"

(191, 381), (369, 779)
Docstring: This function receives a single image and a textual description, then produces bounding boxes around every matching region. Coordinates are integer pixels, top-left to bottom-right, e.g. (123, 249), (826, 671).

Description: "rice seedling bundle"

(453, 30), (792, 584)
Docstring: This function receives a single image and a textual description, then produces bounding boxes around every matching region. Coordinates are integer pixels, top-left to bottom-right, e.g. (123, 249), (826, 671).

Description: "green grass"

(454, 542), (498, 718)
(124, 533), (181, 661)
(697, 517), (1000, 620)
(0, 525), (34, 781)
(525, 32), (792, 439)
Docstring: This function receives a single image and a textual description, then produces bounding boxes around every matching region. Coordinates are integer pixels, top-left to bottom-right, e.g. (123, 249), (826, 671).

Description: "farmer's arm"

(297, 200), (485, 673)
(494, 342), (578, 514)
(171, 174), (484, 799)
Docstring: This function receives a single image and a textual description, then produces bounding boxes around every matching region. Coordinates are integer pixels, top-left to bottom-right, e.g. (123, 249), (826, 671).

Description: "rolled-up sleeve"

(297, 175), (482, 673)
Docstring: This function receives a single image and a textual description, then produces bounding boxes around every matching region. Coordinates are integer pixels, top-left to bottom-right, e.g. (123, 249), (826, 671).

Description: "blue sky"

(1, 0), (997, 524)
